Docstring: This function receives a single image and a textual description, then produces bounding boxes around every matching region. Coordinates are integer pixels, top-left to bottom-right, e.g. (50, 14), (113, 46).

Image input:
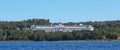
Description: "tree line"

(0, 30), (119, 41)
(0, 19), (120, 41)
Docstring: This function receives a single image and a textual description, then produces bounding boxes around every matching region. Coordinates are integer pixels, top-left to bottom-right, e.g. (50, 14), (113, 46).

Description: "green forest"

(0, 19), (120, 41)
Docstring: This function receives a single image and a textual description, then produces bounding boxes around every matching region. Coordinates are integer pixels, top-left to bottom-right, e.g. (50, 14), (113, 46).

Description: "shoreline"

(0, 40), (120, 42)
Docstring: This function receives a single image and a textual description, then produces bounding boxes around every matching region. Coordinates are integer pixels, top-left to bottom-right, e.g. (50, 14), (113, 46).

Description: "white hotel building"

(30, 24), (94, 32)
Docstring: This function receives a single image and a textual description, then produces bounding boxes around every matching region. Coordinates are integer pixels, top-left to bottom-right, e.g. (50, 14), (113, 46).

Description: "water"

(0, 41), (120, 50)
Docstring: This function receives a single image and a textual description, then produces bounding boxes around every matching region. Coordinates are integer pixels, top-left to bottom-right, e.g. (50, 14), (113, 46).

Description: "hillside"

(0, 19), (120, 41)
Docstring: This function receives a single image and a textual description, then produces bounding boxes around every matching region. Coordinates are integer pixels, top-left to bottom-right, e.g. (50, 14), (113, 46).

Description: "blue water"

(0, 41), (120, 50)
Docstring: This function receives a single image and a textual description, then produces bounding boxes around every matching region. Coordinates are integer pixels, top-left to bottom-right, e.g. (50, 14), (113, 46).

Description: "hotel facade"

(30, 24), (94, 32)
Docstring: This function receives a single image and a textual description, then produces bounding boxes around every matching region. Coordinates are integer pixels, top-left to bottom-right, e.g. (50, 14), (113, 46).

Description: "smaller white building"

(30, 24), (94, 32)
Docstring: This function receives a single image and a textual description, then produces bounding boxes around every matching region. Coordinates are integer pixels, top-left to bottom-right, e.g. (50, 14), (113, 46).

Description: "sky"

(0, 0), (120, 23)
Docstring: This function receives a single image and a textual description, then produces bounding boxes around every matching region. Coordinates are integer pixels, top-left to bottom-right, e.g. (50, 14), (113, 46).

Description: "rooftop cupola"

(79, 24), (83, 26)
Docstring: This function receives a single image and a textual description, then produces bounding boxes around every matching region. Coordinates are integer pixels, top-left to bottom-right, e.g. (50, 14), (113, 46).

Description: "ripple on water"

(0, 41), (120, 50)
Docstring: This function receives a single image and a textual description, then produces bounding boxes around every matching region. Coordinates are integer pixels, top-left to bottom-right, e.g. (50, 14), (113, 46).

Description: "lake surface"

(0, 41), (120, 50)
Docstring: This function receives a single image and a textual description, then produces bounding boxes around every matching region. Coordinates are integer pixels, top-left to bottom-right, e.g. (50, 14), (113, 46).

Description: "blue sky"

(0, 0), (120, 23)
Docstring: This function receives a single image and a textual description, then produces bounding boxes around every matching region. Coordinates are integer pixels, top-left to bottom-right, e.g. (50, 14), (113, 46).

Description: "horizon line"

(0, 18), (120, 23)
